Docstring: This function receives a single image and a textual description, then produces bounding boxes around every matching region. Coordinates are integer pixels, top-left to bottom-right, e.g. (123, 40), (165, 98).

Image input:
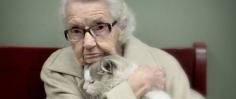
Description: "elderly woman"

(41, 0), (205, 99)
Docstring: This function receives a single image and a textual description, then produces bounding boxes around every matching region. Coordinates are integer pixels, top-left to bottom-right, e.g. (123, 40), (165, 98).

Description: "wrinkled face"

(65, 0), (122, 65)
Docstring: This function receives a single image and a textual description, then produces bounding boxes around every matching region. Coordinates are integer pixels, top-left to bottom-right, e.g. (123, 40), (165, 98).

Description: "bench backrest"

(0, 43), (206, 99)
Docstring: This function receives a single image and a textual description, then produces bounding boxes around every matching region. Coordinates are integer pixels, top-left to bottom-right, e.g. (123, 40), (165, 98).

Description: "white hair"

(60, 0), (136, 43)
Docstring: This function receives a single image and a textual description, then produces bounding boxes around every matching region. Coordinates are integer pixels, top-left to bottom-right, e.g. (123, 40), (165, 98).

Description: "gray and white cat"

(83, 55), (171, 99)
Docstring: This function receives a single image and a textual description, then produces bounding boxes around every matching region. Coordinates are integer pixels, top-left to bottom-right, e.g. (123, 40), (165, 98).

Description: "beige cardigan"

(41, 36), (205, 99)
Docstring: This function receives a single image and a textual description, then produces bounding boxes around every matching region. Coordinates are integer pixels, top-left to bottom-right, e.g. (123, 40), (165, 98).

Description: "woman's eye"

(94, 24), (106, 30)
(71, 28), (82, 33)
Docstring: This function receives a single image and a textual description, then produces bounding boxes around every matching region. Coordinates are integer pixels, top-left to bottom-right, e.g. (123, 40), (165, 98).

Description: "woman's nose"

(83, 32), (96, 49)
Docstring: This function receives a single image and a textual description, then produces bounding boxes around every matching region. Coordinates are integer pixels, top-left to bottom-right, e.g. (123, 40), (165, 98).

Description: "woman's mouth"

(84, 53), (104, 59)
(83, 53), (104, 63)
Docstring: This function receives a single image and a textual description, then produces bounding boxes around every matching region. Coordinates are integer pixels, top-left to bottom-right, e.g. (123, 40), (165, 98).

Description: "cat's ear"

(100, 59), (116, 74)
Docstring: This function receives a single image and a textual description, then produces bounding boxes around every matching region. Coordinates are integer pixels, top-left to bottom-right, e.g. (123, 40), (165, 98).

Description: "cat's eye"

(89, 80), (95, 84)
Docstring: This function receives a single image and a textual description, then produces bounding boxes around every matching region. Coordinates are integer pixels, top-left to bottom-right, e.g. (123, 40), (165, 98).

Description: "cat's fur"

(83, 55), (171, 99)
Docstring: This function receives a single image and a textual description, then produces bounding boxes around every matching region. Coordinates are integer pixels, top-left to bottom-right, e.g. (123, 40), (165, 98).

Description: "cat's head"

(83, 55), (130, 95)
(86, 55), (129, 80)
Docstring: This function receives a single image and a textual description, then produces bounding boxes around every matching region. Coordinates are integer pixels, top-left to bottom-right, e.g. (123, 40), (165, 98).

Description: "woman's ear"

(118, 18), (128, 35)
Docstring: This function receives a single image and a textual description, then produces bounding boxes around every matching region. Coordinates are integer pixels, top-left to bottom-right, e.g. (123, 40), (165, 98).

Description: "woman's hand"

(128, 66), (166, 99)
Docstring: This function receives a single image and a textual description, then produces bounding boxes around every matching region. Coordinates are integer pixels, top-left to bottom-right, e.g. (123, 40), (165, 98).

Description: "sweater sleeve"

(41, 68), (84, 99)
(40, 50), (85, 99)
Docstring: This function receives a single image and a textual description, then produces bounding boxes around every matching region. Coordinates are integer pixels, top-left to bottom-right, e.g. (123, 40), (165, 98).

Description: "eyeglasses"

(64, 21), (117, 41)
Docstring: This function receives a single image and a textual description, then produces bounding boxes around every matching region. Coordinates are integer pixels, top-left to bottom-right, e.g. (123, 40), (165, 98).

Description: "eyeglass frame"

(64, 20), (118, 41)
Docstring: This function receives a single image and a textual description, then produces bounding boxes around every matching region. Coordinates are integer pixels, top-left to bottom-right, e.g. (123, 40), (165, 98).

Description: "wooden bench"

(0, 42), (206, 99)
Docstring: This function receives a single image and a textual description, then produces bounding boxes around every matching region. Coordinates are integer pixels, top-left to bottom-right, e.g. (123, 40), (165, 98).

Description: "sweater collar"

(49, 36), (157, 78)
(123, 36), (158, 66)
